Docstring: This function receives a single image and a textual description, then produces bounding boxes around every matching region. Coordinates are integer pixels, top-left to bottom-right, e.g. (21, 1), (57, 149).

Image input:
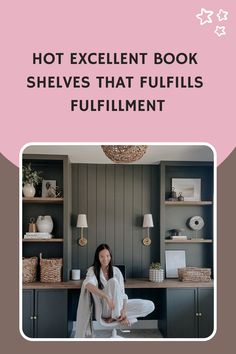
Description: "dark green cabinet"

(22, 289), (68, 338)
(23, 290), (34, 337)
(159, 287), (213, 338)
(197, 288), (214, 338)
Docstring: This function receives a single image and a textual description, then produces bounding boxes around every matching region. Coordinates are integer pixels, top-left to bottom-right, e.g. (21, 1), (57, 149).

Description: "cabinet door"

(198, 288), (214, 338)
(166, 288), (197, 338)
(35, 290), (68, 338)
(22, 290), (34, 338)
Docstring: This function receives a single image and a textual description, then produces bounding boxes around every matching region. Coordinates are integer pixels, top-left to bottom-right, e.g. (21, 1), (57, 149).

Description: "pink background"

(1, 0), (235, 166)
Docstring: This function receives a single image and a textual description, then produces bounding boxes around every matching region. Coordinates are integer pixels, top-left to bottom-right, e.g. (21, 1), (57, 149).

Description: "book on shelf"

(170, 235), (188, 240)
(24, 232), (52, 239)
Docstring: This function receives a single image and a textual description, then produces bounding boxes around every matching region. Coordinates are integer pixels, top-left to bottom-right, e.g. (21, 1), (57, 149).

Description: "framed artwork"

(42, 180), (57, 198)
(165, 250), (186, 278)
(172, 178), (201, 201)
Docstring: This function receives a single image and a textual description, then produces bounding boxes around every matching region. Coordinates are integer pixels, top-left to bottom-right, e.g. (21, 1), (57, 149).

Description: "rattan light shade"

(101, 145), (148, 163)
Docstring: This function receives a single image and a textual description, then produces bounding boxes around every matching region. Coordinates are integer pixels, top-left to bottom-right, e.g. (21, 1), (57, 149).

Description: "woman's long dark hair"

(93, 244), (113, 289)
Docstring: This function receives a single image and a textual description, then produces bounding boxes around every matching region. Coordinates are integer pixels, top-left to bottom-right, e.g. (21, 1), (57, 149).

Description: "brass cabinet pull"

(196, 312), (203, 317)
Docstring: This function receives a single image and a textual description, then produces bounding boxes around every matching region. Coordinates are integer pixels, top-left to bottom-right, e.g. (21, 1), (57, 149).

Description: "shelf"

(23, 197), (63, 204)
(165, 239), (213, 244)
(165, 201), (213, 206)
(23, 238), (64, 243)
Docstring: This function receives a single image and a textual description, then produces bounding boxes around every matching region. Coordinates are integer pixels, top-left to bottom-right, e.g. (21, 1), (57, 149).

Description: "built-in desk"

(23, 278), (213, 289)
(22, 279), (214, 339)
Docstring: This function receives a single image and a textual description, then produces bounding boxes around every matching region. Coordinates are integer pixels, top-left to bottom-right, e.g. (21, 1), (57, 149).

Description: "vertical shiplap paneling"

(96, 165), (106, 246)
(77, 164), (88, 276)
(114, 165), (124, 265)
(105, 165), (115, 252)
(72, 164), (79, 269)
(133, 166), (142, 277)
(151, 165), (160, 263)
(71, 164), (159, 277)
(123, 166), (133, 276)
(87, 165), (97, 266)
(141, 166), (152, 277)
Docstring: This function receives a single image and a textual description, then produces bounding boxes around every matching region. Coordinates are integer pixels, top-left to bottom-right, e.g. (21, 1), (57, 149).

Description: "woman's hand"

(105, 295), (115, 310)
(117, 309), (130, 326)
(119, 308), (127, 321)
(117, 308), (130, 326)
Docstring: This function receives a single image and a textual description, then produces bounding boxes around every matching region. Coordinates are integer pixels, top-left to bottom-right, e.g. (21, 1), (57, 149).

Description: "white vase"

(23, 183), (36, 197)
(149, 269), (164, 282)
(36, 215), (53, 233)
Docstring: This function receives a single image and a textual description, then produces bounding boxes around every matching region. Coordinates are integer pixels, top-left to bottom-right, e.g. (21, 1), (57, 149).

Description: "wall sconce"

(76, 214), (88, 246)
(142, 214), (154, 246)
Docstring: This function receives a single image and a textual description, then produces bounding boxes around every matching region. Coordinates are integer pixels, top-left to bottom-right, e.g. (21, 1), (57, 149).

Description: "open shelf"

(165, 201), (213, 206)
(165, 239), (213, 243)
(23, 238), (64, 243)
(23, 197), (63, 204)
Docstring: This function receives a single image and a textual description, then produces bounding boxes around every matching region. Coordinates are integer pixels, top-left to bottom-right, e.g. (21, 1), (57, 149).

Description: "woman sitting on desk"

(75, 243), (154, 336)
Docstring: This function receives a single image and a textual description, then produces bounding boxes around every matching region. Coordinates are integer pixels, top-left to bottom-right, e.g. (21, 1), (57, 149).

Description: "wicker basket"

(23, 257), (38, 283)
(178, 267), (211, 282)
(40, 253), (62, 283)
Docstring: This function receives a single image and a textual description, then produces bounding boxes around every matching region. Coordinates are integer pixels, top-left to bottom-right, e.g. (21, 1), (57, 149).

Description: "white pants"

(101, 278), (155, 320)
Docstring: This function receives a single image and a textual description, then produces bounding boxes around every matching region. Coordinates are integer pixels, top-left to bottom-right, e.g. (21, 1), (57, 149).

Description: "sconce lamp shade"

(76, 214), (88, 228)
(143, 214), (154, 228)
(142, 214), (154, 246)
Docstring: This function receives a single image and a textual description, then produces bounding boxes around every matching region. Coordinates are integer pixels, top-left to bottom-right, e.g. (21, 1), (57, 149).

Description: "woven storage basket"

(40, 253), (62, 283)
(178, 267), (211, 282)
(23, 257), (38, 283)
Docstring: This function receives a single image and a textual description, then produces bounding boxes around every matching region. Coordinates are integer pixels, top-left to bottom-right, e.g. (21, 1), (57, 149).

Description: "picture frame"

(42, 180), (57, 198)
(172, 178), (201, 201)
(165, 250), (186, 278)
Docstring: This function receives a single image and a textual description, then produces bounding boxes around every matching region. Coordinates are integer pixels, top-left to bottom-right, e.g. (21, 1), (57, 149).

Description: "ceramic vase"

(36, 215), (53, 233)
(23, 183), (36, 197)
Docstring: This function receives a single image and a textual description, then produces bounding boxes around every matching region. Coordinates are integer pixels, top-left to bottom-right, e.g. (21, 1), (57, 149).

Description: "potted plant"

(22, 163), (42, 197)
(149, 262), (164, 282)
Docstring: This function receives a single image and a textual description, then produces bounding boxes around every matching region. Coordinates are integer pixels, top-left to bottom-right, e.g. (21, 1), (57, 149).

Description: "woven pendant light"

(101, 145), (148, 163)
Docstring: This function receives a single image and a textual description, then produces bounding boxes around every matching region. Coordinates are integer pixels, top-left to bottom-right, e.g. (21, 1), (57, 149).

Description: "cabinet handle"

(196, 313), (199, 316)
(34, 316), (37, 320)
(198, 312), (202, 317)
(30, 316), (34, 320)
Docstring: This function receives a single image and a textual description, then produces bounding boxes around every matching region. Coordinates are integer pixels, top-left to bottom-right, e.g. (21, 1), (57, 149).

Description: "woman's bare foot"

(117, 316), (130, 326)
(120, 318), (130, 326)
(102, 317), (116, 323)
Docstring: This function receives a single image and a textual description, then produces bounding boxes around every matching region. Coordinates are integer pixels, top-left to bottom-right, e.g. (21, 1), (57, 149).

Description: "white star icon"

(216, 9), (229, 22)
(214, 26), (226, 37)
(196, 8), (214, 25)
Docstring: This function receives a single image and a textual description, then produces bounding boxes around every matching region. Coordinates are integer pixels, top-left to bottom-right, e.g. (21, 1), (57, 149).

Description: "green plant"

(23, 163), (42, 185)
(150, 262), (162, 270)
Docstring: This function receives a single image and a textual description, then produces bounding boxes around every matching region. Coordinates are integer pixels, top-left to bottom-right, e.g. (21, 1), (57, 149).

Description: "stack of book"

(170, 235), (188, 240)
(24, 232), (52, 239)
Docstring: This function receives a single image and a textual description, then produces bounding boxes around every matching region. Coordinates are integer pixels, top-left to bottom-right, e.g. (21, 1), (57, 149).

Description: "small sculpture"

(168, 187), (177, 200)
(178, 192), (184, 201)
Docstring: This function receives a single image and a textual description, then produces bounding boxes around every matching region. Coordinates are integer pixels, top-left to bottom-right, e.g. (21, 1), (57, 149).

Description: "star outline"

(214, 25), (226, 37)
(216, 9), (229, 22)
(196, 8), (214, 26)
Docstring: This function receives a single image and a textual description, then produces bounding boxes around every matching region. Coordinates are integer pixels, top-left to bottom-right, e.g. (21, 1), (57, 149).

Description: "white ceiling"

(23, 144), (214, 164)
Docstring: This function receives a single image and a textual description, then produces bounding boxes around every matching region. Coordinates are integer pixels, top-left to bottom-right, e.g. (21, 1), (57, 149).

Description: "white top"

(83, 266), (128, 300)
